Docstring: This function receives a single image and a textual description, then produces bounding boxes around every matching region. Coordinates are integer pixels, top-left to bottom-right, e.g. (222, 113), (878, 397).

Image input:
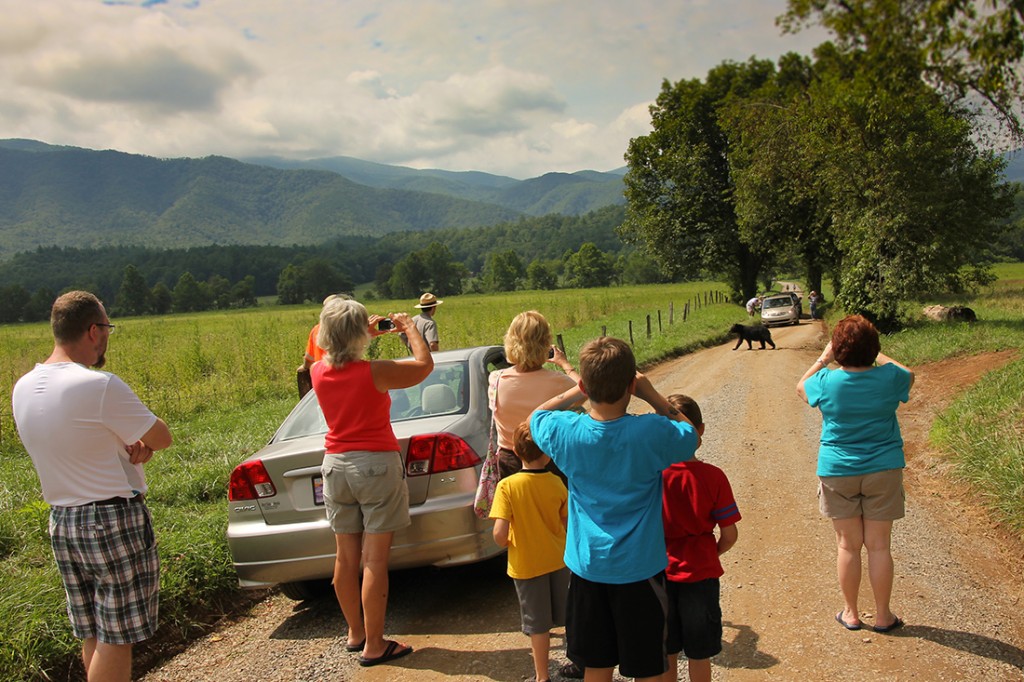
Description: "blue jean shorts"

(49, 499), (160, 644)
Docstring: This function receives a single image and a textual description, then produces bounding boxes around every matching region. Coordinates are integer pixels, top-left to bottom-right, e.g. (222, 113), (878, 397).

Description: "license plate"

(312, 476), (324, 505)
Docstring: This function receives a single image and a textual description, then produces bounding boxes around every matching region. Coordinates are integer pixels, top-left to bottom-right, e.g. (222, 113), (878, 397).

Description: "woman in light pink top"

(489, 311), (584, 480)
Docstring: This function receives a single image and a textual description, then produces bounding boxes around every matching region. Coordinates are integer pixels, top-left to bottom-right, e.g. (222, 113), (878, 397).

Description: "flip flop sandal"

(358, 639), (413, 667)
(835, 612), (861, 630)
(345, 639), (365, 652)
(872, 616), (905, 633)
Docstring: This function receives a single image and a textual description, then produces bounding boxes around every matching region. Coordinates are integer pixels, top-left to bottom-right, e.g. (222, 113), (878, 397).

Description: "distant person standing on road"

(797, 315), (914, 635)
(311, 298), (432, 667)
(401, 292), (442, 352)
(808, 291), (823, 320)
(12, 290), (173, 682)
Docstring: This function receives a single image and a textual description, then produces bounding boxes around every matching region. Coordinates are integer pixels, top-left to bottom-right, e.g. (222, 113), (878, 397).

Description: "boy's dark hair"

(666, 394), (703, 427)
(578, 337), (636, 404)
(51, 291), (105, 344)
(514, 421), (546, 464)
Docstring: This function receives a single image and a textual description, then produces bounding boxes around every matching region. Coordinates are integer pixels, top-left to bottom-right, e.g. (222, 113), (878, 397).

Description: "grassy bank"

(0, 282), (736, 681)
(897, 263), (1024, 537)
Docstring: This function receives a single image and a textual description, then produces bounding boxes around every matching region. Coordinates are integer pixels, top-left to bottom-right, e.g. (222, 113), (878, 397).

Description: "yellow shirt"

(490, 470), (568, 579)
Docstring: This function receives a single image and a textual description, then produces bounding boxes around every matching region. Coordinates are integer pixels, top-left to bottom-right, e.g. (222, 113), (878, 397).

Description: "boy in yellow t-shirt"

(491, 421), (570, 682)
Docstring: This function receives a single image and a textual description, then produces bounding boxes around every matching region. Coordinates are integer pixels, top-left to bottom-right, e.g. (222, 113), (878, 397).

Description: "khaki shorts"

(818, 468), (905, 521)
(322, 451), (411, 534)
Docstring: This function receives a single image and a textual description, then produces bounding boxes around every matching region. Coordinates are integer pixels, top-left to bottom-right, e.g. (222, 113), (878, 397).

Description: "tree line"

(0, 205), (676, 322)
(620, 0), (1024, 329)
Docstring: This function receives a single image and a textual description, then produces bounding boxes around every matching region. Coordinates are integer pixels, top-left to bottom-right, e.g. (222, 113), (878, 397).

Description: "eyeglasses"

(94, 323), (116, 333)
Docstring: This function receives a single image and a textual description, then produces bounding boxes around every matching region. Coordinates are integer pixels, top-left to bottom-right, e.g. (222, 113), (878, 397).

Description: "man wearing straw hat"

(401, 292), (442, 353)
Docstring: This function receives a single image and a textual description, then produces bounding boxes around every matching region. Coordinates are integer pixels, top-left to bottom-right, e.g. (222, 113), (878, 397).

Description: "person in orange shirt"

(297, 295), (338, 397)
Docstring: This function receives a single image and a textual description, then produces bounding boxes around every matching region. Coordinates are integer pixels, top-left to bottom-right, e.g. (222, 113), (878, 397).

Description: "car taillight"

(228, 460), (277, 500)
(406, 433), (481, 476)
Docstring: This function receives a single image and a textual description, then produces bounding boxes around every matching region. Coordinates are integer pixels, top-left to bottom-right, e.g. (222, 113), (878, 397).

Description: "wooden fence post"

(601, 325), (607, 337)
(646, 314), (651, 339)
(629, 320), (635, 346)
(669, 302), (674, 324)
(556, 333), (565, 355)
(657, 310), (662, 333)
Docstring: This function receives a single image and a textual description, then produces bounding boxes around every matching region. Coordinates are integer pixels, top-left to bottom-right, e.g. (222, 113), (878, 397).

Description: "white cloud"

(0, 0), (826, 177)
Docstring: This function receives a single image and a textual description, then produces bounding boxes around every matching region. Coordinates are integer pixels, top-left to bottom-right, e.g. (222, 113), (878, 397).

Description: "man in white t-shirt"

(12, 291), (172, 682)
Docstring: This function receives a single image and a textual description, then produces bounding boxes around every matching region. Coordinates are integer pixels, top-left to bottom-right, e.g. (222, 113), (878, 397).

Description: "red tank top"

(311, 360), (399, 454)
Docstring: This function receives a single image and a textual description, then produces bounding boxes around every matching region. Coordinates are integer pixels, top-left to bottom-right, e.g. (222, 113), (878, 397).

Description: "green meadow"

(0, 273), (1022, 680)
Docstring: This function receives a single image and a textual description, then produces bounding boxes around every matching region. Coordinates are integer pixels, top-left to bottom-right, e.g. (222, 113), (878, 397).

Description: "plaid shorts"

(48, 499), (160, 644)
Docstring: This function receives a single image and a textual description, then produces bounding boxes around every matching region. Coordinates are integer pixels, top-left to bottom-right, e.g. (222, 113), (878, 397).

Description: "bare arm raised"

(371, 312), (434, 391)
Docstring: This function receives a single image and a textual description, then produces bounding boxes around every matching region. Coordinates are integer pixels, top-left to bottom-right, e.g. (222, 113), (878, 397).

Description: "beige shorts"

(321, 451), (411, 534)
(818, 468), (905, 521)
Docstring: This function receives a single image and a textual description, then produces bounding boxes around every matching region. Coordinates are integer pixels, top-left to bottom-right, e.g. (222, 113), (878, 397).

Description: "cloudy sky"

(0, 0), (826, 178)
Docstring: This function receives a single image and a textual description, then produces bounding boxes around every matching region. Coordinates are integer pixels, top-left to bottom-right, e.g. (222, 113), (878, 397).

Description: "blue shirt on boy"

(530, 410), (698, 584)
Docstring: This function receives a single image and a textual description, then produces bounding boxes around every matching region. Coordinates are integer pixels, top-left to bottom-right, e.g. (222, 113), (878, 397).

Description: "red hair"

(831, 315), (881, 367)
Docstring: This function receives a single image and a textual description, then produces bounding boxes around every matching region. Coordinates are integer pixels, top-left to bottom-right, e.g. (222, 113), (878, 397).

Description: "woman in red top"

(311, 298), (432, 666)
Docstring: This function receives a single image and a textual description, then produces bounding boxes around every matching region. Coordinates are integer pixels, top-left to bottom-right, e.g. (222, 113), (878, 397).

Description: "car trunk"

(253, 414), (468, 526)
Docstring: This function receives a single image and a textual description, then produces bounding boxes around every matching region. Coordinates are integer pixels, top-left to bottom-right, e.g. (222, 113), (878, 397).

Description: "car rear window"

(273, 361), (469, 442)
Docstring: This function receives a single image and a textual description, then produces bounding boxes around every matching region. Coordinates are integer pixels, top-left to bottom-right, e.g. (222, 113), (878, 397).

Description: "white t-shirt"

(12, 362), (158, 506)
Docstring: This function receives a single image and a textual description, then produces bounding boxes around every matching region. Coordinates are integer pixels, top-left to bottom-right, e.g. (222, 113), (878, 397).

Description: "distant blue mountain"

(1003, 149), (1024, 183)
(0, 140), (522, 258)
(244, 155), (626, 216)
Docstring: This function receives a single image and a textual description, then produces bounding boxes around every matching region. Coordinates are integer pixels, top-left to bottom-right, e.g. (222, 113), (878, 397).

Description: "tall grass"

(0, 281), (737, 681)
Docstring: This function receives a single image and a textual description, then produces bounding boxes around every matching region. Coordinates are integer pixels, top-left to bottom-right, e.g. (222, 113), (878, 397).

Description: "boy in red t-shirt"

(660, 395), (741, 682)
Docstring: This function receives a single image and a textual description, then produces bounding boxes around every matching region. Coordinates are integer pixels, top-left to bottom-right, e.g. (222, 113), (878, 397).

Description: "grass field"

(1, 271), (1021, 680)
(0, 282), (736, 680)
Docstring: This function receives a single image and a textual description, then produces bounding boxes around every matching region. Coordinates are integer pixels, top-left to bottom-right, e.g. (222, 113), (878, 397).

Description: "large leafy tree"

(481, 250), (525, 292)
(563, 242), (615, 289)
(115, 264), (151, 316)
(780, 0), (1024, 143)
(389, 242), (468, 298)
(801, 43), (1013, 326)
(725, 53), (836, 295)
(621, 59), (780, 300)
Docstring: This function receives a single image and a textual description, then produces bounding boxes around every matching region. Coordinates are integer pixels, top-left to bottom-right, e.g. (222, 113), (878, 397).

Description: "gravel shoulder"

(141, 320), (1024, 682)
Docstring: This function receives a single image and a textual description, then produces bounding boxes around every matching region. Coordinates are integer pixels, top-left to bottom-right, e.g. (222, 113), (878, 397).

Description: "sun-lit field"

(1, 271), (1021, 680)
(0, 281), (736, 680)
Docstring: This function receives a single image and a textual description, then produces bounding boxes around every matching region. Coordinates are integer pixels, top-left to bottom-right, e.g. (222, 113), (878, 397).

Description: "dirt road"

(142, 321), (1024, 681)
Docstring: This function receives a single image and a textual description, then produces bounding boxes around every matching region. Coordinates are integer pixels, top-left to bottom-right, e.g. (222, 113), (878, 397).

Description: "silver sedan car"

(227, 345), (509, 600)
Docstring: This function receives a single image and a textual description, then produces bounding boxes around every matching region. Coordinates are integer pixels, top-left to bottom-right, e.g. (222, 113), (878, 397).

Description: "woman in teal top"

(797, 315), (914, 635)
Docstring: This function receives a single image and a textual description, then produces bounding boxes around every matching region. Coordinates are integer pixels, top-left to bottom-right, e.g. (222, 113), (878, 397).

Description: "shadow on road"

(716, 620), (779, 670)
(889, 624), (1024, 669)
(381, 645), (531, 681)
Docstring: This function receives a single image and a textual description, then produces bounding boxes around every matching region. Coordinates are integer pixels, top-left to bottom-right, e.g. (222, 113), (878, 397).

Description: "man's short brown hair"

(578, 337), (636, 404)
(514, 421), (547, 464)
(51, 291), (105, 344)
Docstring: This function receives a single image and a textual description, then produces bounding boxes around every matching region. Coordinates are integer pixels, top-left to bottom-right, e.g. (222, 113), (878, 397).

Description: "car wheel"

(280, 579), (333, 601)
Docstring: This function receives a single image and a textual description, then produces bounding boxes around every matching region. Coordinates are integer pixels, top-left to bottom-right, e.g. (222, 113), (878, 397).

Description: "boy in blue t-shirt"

(530, 337), (699, 682)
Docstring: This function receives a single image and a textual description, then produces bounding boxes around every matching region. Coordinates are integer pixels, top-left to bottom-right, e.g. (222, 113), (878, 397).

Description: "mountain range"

(1, 138), (1020, 263)
(0, 139), (626, 260)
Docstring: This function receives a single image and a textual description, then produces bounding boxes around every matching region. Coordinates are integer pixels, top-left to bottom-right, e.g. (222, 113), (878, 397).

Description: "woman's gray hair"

(317, 297), (370, 367)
